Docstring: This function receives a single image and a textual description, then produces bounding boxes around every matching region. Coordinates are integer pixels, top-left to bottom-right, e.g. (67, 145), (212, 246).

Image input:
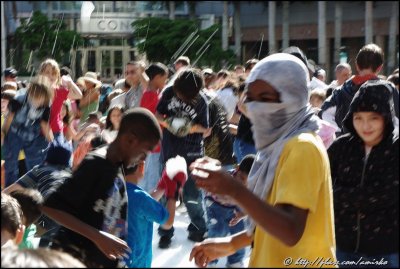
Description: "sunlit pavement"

(151, 203), (250, 268)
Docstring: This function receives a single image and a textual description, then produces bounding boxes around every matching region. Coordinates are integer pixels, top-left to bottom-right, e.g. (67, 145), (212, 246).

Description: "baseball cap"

(282, 47), (315, 74)
(3, 67), (17, 78)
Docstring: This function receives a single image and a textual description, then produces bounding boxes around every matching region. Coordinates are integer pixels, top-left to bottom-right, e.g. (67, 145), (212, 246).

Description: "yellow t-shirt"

(249, 133), (336, 268)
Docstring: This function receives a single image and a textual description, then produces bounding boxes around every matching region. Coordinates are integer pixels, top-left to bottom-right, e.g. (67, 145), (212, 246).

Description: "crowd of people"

(1, 42), (398, 268)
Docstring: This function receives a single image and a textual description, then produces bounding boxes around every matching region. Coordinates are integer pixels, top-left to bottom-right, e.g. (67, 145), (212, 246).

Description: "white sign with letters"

(79, 15), (135, 34)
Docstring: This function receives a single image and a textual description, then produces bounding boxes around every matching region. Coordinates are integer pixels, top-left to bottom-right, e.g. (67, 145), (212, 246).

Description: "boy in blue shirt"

(124, 156), (187, 267)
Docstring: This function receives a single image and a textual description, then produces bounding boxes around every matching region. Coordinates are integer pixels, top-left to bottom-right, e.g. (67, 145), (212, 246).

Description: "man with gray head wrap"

(189, 53), (336, 268)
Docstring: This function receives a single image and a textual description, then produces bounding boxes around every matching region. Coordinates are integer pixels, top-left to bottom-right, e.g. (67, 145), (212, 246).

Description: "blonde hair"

(39, 59), (61, 86)
(27, 75), (54, 106)
(309, 89), (326, 102)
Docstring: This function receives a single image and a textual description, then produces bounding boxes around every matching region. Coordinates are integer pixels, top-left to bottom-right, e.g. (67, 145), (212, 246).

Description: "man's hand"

(190, 158), (243, 197)
(229, 210), (246, 226)
(92, 230), (131, 260)
(189, 238), (236, 268)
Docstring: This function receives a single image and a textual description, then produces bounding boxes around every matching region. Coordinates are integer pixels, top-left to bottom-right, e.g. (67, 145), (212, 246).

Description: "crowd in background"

(1, 42), (398, 268)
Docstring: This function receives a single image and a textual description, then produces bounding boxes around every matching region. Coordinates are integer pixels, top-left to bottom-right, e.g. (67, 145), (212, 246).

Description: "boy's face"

(154, 73), (168, 90)
(124, 135), (157, 168)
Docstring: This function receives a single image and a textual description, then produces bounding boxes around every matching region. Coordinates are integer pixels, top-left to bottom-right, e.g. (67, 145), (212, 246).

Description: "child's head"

(39, 58), (61, 87)
(234, 154), (256, 185)
(146, 62), (169, 89)
(45, 135), (73, 167)
(1, 247), (86, 267)
(1, 193), (24, 247)
(1, 90), (16, 114)
(83, 71), (101, 90)
(27, 75), (54, 108)
(309, 89), (326, 109)
(356, 43), (384, 74)
(9, 189), (43, 227)
(76, 77), (86, 92)
(117, 108), (162, 168)
(343, 80), (397, 145)
(173, 68), (204, 103)
(105, 105), (124, 131)
(234, 65), (245, 76)
(202, 68), (217, 90)
(245, 58), (259, 75)
(124, 160), (145, 185)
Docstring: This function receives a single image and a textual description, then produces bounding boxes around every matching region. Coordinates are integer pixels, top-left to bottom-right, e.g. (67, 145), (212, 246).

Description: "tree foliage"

(14, 11), (82, 70)
(132, 17), (236, 70)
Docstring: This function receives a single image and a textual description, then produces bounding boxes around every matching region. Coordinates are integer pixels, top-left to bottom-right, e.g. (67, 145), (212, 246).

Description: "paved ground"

(151, 203), (250, 268)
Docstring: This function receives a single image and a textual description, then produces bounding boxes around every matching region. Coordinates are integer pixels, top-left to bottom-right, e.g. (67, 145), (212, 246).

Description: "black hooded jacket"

(327, 80), (399, 255)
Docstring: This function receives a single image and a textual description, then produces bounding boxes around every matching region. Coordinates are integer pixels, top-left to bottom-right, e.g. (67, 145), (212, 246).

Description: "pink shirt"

(50, 86), (69, 133)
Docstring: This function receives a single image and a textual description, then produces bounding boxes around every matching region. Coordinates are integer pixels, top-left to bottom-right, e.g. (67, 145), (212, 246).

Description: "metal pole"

(1, 1), (7, 82)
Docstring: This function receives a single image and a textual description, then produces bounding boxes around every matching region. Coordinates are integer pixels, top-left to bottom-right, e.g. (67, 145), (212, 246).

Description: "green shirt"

(19, 224), (37, 249)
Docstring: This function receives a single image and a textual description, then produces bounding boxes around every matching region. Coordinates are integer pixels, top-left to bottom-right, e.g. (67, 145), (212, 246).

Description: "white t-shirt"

(216, 87), (238, 120)
(101, 129), (118, 144)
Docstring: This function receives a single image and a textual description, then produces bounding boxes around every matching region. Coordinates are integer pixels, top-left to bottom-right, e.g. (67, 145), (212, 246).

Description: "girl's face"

(154, 73), (168, 90)
(1, 99), (9, 114)
(29, 95), (46, 108)
(42, 66), (58, 87)
(310, 96), (324, 108)
(353, 112), (385, 147)
(110, 108), (122, 129)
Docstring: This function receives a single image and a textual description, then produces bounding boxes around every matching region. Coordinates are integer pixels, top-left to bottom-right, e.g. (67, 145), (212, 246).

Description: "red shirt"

(140, 89), (161, 152)
(140, 90), (160, 114)
(50, 86), (69, 133)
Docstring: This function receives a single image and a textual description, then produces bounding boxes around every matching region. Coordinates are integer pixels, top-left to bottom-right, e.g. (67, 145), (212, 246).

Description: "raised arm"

(62, 75), (83, 100)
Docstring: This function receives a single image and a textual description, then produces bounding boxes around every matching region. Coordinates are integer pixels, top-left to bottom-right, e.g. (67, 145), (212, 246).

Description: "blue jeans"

(183, 172), (207, 235)
(3, 133), (49, 187)
(336, 249), (399, 268)
(205, 199), (246, 265)
(233, 138), (256, 163)
(138, 152), (163, 193)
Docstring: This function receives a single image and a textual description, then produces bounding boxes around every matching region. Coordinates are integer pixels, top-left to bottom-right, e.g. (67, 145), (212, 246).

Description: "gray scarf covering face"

(244, 53), (320, 235)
